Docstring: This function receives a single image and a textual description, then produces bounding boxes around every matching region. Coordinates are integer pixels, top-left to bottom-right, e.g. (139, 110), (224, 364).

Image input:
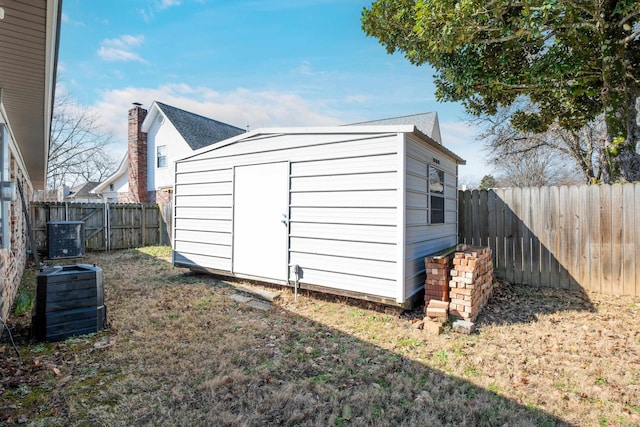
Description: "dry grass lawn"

(1, 246), (640, 426)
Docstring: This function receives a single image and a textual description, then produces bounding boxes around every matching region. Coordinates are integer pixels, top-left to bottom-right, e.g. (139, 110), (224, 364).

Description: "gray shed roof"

(155, 102), (245, 150)
(347, 112), (442, 144)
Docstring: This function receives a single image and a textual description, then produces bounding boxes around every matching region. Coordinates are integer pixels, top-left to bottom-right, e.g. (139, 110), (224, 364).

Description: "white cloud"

(61, 12), (85, 26)
(158, 0), (182, 10)
(88, 83), (344, 157)
(97, 35), (147, 63)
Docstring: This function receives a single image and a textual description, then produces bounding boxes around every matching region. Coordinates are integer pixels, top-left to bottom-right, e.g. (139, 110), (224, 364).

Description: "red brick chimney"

(128, 103), (148, 203)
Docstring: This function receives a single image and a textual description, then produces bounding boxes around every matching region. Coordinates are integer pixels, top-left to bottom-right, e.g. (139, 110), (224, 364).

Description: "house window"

(157, 145), (167, 168)
(0, 124), (9, 248)
(428, 166), (445, 224)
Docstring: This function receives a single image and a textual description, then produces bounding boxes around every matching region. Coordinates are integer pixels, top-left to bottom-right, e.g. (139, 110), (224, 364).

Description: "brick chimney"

(128, 103), (148, 203)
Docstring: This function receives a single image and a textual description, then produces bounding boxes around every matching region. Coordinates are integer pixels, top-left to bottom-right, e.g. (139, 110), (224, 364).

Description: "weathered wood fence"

(31, 202), (172, 253)
(458, 183), (640, 296)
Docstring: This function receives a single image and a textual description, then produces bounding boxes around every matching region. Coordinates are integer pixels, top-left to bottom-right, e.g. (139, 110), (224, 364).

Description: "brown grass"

(1, 247), (640, 426)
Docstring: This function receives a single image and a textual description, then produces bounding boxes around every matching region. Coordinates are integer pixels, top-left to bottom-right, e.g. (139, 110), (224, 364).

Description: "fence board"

(622, 184), (636, 296)
(600, 185), (613, 294)
(568, 186), (581, 290)
(487, 190), (497, 272)
(578, 185), (591, 290)
(610, 184), (624, 295)
(458, 183), (640, 296)
(558, 185), (575, 288)
(529, 186), (541, 286)
(537, 187), (550, 287)
(512, 186), (524, 285)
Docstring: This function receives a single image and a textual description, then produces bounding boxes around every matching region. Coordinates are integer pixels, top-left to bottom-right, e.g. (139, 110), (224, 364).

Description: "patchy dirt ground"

(1, 247), (639, 426)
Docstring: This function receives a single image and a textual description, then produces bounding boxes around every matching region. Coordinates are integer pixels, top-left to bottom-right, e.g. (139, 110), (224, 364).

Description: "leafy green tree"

(362, 0), (640, 183)
(478, 175), (497, 190)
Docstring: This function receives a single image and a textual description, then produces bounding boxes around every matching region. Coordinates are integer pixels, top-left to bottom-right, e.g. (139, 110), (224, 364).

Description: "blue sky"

(58, 0), (491, 183)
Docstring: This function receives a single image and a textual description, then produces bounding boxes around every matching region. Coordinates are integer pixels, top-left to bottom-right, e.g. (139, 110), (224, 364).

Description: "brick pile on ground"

(448, 246), (494, 322)
(424, 253), (453, 303)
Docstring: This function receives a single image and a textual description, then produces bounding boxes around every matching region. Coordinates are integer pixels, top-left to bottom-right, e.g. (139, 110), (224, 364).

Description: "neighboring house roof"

(66, 181), (102, 200)
(149, 102), (246, 150)
(93, 102), (245, 195)
(91, 155), (127, 195)
(347, 112), (442, 144)
(0, 0), (62, 189)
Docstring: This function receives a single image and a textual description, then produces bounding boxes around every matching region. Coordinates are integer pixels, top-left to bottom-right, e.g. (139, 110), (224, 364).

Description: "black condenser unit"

(32, 264), (107, 342)
(47, 221), (84, 259)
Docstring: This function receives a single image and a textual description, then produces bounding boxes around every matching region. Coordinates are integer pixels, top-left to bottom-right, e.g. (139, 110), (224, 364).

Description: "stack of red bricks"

(424, 254), (452, 303)
(448, 247), (494, 322)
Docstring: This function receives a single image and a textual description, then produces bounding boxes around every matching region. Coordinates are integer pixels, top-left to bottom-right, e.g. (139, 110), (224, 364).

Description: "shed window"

(157, 145), (167, 168)
(0, 125), (9, 248)
(428, 166), (445, 224)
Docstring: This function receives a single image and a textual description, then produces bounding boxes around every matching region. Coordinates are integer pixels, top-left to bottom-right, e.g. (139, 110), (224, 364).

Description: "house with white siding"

(92, 102), (245, 203)
(172, 116), (465, 307)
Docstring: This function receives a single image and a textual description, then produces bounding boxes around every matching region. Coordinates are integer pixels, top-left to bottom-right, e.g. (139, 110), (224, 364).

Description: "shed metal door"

(232, 162), (289, 281)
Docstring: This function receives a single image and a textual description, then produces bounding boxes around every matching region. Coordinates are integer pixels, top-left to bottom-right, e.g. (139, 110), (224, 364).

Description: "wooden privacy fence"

(458, 183), (640, 296)
(31, 202), (172, 253)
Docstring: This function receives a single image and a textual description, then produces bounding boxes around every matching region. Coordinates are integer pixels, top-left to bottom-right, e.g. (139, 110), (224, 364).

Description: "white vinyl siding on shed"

(174, 131), (402, 299)
(403, 135), (459, 298)
(173, 167), (234, 271)
(173, 126), (463, 306)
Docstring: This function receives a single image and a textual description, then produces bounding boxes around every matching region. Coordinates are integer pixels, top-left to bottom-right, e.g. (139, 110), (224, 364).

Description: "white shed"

(172, 124), (465, 307)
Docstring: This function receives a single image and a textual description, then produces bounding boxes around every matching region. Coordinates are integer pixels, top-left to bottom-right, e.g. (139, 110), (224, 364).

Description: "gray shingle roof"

(66, 181), (102, 200)
(347, 112), (441, 143)
(156, 102), (245, 150)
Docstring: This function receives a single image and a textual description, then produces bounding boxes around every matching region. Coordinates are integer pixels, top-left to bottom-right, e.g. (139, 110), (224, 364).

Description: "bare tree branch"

(47, 90), (119, 190)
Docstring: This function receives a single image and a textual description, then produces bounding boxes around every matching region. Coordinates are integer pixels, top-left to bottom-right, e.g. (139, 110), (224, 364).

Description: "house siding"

(146, 113), (193, 194)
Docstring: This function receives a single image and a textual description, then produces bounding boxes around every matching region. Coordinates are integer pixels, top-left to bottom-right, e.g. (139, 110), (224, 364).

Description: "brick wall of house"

(0, 157), (30, 325)
(149, 190), (171, 204)
(128, 105), (148, 204)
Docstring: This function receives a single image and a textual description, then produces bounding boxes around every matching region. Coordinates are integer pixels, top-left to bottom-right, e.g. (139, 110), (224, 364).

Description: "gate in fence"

(31, 202), (172, 253)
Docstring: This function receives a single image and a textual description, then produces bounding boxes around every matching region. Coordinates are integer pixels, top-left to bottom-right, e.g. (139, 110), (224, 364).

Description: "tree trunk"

(599, 1), (640, 183)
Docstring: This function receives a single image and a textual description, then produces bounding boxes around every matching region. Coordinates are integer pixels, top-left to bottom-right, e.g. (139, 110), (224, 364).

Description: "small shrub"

(14, 292), (34, 316)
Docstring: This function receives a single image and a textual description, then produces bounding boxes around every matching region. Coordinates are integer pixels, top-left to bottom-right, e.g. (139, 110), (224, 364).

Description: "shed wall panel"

(174, 207), (232, 221)
(175, 182), (232, 196)
(174, 218), (232, 233)
(290, 207), (396, 226)
(289, 252), (396, 281)
(174, 129), (461, 305)
(175, 229), (232, 245)
(403, 138), (459, 298)
(175, 241), (231, 259)
(174, 251), (231, 271)
(291, 154), (396, 176)
(289, 222), (397, 244)
(291, 190), (397, 208)
(176, 135), (398, 173)
(298, 268), (396, 298)
(290, 237), (396, 262)
(174, 168), (232, 184)
(290, 172), (396, 192)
